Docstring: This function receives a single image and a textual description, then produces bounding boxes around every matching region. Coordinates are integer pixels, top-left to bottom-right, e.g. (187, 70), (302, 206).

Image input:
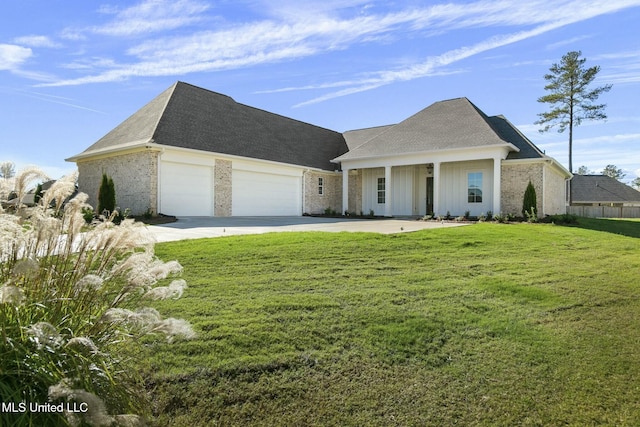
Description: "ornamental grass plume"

(12, 165), (50, 209)
(0, 169), (195, 427)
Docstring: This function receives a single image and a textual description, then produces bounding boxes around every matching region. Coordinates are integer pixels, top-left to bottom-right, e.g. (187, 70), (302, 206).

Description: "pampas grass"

(0, 168), (195, 426)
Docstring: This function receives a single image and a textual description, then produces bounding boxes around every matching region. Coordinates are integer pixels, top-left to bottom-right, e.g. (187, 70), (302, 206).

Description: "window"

(318, 177), (324, 195)
(468, 172), (483, 203)
(377, 177), (386, 204)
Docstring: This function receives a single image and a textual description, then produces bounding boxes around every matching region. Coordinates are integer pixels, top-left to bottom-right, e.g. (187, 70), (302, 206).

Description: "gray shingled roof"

(486, 115), (544, 160)
(72, 82), (348, 171)
(335, 97), (519, 161)
(571, 175), (640, 203)
(343, 125), (394, 150)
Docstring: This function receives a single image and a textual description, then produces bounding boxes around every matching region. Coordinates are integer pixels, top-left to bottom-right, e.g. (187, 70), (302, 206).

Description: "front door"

(426, 177), (434, 215)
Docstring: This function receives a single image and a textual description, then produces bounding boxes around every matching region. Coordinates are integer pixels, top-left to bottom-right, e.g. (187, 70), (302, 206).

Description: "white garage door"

(232, 170), (301, 216)
(160, 161), (213, 216)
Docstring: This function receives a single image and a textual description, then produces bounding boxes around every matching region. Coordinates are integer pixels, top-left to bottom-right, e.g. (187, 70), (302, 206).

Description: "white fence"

(567, 206), (640, 218)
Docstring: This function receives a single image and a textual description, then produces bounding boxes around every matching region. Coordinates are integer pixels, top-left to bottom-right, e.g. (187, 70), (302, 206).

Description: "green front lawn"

(145, 220), (640, 426)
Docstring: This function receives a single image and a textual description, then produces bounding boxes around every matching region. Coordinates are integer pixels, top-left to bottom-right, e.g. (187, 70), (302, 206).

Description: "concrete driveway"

(147, 216), (468, 242)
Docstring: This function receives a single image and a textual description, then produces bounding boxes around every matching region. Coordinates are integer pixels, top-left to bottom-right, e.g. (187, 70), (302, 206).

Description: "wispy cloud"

(30, 0), (640, 95)
(292, 1), (640, 106)
(13, 89), (106, 114)
(596, 49), (640, 85)
(545, 35), (593, 50)
(13, 35), (62, 48)
(91, 0), (210, 36)
(0, 44), (32, 71)
(293, 23), (567, 107)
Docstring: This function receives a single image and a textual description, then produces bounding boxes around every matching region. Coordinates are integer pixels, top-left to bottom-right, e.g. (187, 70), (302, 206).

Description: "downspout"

(156, 147), (164, 215)
(542, 161), (546, 216)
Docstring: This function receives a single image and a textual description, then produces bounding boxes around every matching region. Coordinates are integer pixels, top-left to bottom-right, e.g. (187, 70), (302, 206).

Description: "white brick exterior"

(501, 160), (567, 216)
(77, 150), (158, 215)
(303, 171), (342, 215)
(214, 159), (232, 216)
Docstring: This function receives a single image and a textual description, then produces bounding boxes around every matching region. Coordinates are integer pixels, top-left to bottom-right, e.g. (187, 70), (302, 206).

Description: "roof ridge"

(150, 82), (180, 142)
(463, 99), (514, 146)
(344, 124), (396, 133)
(489, 114), (546, 157)
(237, 101), (341, 133)
(174, 81), (236, 102)
(174, 81), (340, 134)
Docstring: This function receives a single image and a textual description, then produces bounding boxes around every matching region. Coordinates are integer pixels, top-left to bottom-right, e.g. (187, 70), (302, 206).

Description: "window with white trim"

(318, 177), (324, 195)
(468, 172), (483, 203)
(377, 177), (386, 204)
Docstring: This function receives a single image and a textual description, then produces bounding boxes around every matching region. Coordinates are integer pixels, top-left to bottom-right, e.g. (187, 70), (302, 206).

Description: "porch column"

(385, 165), (393, 217)
(342, 168), (349, 215)
(433, 162), (440, 216)
(493, 157), (501, 214)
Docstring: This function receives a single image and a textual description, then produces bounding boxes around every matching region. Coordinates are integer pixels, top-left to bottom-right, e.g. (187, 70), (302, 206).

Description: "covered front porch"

(341, 157), (502, 218)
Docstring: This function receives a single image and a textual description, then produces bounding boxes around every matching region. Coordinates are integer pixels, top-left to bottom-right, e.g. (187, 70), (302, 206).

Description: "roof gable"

(72, 82), (348, 171)
(81, 83), (175, 153)
(336, 97), (514, 161)
(571, 175), (640, 203)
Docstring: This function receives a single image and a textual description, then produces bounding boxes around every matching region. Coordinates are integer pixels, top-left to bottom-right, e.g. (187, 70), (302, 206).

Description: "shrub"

(143, 208), (153, 221)
(544, 213), (579, 225)
(493, 212), (512, 223)
(97, 173), (116, 215)
(0, 169), (195, 426)
(522, 181), (537, 218)
(81, 206), (95, 223)
(324, 207), (337, 216)
(34, 183), (43, 204)
(525, 207), (539, 223)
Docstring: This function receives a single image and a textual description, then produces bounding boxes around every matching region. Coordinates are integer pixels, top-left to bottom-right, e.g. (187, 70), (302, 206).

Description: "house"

(67, 81), (571, 218)
(1, 180), (58, 210)
(67, 82), (348, 217)
(570, 175), (640, 207)
(336, 97), (570, 217)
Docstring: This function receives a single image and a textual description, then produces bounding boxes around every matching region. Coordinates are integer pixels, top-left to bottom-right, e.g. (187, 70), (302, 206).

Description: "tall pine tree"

(536, 51), (612, 174)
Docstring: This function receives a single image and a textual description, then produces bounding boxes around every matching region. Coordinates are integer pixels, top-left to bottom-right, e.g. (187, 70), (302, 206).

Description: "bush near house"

(97, 173), (116, 215)
(522, 180), (537, 218)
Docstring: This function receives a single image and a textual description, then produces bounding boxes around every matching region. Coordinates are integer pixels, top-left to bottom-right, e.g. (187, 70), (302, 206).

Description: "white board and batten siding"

(232, 160), (303, 216)
(439, 160), (493, 217)
(361, 166), (429, 217)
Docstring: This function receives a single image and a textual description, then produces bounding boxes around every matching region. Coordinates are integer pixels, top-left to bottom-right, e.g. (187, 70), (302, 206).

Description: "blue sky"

(1, 0), (639, 183)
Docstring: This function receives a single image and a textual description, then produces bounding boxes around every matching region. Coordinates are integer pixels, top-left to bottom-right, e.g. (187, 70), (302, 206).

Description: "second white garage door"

(160, 161), (213, 216)
(232, 170), (301, 216)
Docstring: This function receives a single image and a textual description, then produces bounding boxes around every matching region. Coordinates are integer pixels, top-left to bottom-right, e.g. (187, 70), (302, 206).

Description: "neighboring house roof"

(69, 82), (349, 171)
(335, 97), (524, 162)
(571, 174), (640, 204)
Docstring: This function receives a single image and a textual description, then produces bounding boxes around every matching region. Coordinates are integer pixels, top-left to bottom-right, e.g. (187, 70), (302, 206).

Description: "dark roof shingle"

(74, 82), (349, 171)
